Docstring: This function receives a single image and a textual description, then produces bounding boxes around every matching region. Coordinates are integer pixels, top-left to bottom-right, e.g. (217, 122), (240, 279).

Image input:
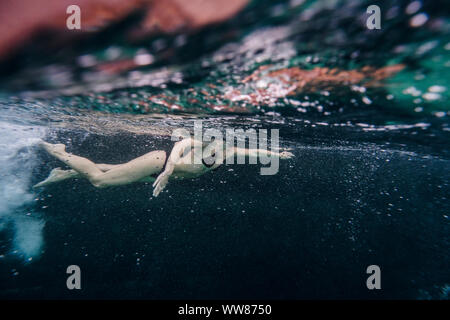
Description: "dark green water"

(0, 0), (449, 299)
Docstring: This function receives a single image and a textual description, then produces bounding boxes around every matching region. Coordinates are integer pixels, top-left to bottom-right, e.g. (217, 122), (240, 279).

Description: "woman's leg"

(40, 142), (165, 188)
(33, 168), (79, 188)
(33, 163), (123, 188)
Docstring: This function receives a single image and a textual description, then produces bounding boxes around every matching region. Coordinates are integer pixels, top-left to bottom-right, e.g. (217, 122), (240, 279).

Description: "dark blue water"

(0, 115), (448, 299)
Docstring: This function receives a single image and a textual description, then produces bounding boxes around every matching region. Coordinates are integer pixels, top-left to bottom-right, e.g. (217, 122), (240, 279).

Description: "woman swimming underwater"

(34, 137), (294, 197)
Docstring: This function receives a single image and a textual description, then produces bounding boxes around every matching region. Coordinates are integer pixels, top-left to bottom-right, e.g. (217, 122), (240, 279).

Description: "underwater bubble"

(428, 85), (446, 93)
(77, 54), (97, 68)
(406, 1), (422, 15)
(410, 13), (429, 27)
(134, 51), (154, 66)
(433, 111), (446, 118)
(422, 92), (441, 101)
(105, 46), (122, 60)
(416, 41), (439, 55)
(403, 86), (422, 96)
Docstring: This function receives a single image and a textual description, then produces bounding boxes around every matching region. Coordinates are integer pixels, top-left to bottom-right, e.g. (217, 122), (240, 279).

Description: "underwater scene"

(0, 0), (449, 299)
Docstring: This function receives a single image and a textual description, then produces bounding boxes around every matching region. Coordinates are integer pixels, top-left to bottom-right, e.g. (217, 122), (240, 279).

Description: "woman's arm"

(152, 138), (202, 197)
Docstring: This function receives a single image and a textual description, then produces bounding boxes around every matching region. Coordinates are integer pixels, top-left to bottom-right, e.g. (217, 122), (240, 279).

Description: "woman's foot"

(33, 168), (66, 188)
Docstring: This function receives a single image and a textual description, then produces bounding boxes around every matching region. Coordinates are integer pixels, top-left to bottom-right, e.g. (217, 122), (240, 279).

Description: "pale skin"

(34, 138), (294, 197)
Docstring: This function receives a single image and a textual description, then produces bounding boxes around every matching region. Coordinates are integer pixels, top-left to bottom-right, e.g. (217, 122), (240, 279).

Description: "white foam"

(0, 121), (46, 260)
